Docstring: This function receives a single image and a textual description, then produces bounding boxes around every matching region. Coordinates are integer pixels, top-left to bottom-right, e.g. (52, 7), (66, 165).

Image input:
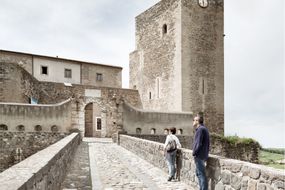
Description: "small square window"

(96, 73), (103, 81)
(64, 69), (72, 78)
(41, 66), (48, 75)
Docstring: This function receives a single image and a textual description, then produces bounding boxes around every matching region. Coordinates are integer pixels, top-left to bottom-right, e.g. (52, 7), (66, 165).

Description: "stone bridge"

(0, 133), (284, 190)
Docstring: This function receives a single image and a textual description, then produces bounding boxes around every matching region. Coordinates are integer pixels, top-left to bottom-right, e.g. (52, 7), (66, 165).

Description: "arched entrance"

(84, 103), (93, 137)
(84, 102), (104, 137)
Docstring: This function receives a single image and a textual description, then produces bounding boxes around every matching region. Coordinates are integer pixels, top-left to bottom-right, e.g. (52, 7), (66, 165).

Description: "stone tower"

(129, 0), (224, 134)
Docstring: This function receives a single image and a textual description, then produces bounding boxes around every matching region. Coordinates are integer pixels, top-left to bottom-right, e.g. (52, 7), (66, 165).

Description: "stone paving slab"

(88, 138), (193, 190)
(61, 138), (193, 190)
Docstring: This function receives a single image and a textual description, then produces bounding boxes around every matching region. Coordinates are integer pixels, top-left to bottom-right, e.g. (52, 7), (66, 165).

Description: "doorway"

(84, 103), (93, 137)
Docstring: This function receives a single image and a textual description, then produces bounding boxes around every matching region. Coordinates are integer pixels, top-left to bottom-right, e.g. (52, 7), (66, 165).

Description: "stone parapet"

(119, 135), (284, 190)
(0, 99), (72, 133)
(122, 102), (193, 136)
(127, 134), (259, 163)
(0, 133), (80, 190)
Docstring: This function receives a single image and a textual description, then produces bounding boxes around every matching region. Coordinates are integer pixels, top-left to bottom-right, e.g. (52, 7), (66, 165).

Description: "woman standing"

(164, 127), (181, 181)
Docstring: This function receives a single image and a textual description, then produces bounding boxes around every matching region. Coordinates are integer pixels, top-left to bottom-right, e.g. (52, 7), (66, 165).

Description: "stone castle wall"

(0, 132), (66, 172)
(0, 61), (40, 103)
(0, 50), (33, 74)
(181, 0), (224, 134)
(0, 133), (80, 190)
(130, 0), (224, 134)
(126, 134), (259, 163)
(122, 102), (193, 135)
(119, 135), (284, 190)
(130, 0), (182, 111)
(0, 99), (72, 133)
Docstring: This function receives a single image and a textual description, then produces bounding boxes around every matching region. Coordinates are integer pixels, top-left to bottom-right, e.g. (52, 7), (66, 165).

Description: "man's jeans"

(166, 150), (176, 177)
(194, 157), (208, 190)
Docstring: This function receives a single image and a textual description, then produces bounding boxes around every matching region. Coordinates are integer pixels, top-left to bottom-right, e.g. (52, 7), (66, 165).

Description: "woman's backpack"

(166, 135), (177, 152)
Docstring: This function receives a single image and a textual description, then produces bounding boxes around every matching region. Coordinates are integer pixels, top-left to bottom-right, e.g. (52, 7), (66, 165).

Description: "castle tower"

(130, 0), (224, 134)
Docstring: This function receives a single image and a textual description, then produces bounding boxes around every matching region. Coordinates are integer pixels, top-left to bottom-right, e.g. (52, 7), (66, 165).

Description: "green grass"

(259, 150), (285, 170)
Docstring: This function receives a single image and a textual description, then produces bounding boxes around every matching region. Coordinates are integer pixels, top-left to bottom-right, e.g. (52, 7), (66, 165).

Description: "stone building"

(0, 49), (122, 90)
(0, 0), (224, 138)
(130, 0), (224, 133)
(0, 51), (141, 138)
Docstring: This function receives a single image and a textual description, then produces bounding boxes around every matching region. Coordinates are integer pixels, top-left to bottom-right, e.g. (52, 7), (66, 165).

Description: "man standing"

(192, 115), (210, 190)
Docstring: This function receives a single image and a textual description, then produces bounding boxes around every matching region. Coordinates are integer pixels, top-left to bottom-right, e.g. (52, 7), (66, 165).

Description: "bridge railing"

(119, 134), (285, 190)
(0, 133), (80, 190)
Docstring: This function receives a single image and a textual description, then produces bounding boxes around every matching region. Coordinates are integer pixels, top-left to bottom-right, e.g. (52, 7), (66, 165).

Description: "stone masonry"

(0, 132), (66, 172)
(119, 135), (285, 190)
(0, 133), (81, 190)
(130, 0), (224, 134)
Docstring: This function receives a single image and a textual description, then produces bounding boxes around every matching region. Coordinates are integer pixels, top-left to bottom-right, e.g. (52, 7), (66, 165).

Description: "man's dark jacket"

(192, 125), (210, 160)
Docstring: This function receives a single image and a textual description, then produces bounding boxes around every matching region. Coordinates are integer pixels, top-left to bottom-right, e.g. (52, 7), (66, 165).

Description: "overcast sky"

(0, 0), (284, 148)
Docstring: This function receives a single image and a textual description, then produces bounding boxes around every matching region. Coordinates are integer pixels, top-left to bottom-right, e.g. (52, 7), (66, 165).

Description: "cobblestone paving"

(88, 138), (193, 190)
(61, 138), (193, 190)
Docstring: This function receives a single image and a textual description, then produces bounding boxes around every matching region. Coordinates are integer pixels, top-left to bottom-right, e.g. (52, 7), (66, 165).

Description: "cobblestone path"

(62, 138), (193, 190)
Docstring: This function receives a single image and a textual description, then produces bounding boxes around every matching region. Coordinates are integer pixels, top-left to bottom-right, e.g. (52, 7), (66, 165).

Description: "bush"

(211, 133), (260, 146)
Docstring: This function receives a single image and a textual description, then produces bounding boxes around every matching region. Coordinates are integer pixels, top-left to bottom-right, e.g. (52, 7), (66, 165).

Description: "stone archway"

(83, 101), (106, 137)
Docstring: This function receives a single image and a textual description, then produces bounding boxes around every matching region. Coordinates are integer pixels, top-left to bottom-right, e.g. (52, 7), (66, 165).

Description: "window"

(96, 117), (102, 130)
(16, 125), (25, 131)
(162, 24), (167, 34)
(34, 125), (42, 132)
(150, 128), (156, 134)
(41, 66), (48, 75)
(64, 69), (72, 78)
(149, 92), (152, 100)
(178, 129), (183, 135)
(164, 129), (169, 135)
(0, 124), (8, 131)
(51, 125), (59, 132)
(96, 73), (103, 81)
(136, 128), (142, 134)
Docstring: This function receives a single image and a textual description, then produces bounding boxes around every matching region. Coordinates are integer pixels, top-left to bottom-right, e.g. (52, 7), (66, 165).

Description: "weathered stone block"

(273, 180), (285, 190)
(248, 180), (258, 190)
(221, 170), (231, 185)
(215, 181), (225, 190)
(231, 173), (242, 190)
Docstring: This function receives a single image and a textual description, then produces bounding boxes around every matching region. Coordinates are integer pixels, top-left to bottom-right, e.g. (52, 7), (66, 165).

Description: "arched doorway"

(84, 102), (104, 137)
(84, 103), (93, 137)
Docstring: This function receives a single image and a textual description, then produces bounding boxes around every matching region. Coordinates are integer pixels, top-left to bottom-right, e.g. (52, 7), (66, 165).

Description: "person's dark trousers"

(194, 157), (208, 190)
